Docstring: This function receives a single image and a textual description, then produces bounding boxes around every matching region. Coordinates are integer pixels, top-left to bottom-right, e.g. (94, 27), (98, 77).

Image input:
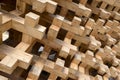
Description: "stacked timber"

(0, 0), (120, 80)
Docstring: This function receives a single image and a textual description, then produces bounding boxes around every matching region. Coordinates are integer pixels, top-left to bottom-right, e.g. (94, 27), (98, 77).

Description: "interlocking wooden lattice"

(0, 0), (120, 80)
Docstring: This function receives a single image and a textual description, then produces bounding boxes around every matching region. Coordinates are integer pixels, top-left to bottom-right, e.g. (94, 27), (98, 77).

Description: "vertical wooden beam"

(24, 12), (40, 27)
(59, 46), (70, 59)
(0, 12), (2, 24)
(48, 73), (58, 80)
(0, 31), (2, 44)
(52, 15), (64, 27)
(47, 25), (60, 41)
(80, 0), (87, 5)
(32, 0), (47, 13)
(46, 0), (57, 14)
(23, 12), (40, 44)
(60, 8), (68, 17)
(16, 0), (26, 13)
(100, 2), (107, 9)
(0, 13), (3, 44)
(22, 33), (35, 44)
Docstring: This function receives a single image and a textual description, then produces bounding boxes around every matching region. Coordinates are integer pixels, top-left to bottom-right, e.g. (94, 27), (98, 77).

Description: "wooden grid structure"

(0, 0), (120, 80)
